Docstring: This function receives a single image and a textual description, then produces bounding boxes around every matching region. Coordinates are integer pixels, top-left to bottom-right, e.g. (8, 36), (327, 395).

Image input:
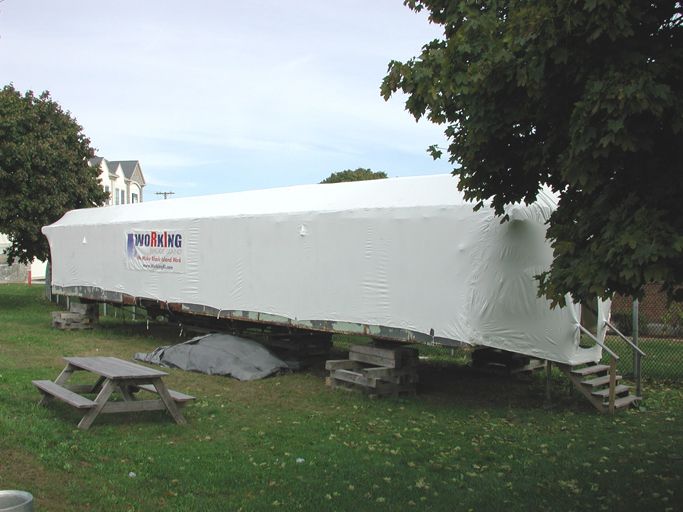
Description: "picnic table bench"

(33, 356), (195, 430)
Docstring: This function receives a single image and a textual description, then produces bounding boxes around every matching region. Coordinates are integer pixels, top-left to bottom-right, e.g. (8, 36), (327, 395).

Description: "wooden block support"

(349, 345), (418, 369)
(325, 344), (419, 398)
(52, 310), (94, 330)
(324, 360), (363, 371)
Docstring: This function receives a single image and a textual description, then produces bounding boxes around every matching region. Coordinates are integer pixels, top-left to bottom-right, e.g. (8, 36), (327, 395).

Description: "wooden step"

(571, 364), (610, 377)
(582, 374), (622, 387)
(613, 395), (641, 409)
(135, 384), (195, 402)
(33, 380), (96, 409)
(591, 384), (630, 399)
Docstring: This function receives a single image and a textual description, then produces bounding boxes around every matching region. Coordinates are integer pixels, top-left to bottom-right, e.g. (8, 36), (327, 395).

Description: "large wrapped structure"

(43, 174), (606, 365)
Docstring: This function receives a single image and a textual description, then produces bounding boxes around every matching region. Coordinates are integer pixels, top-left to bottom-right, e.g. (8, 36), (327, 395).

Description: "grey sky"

(0, 0), (450, 198)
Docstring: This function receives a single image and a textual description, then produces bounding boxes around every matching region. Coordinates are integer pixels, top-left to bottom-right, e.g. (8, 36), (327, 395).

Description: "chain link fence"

(609, 284), (683, 382)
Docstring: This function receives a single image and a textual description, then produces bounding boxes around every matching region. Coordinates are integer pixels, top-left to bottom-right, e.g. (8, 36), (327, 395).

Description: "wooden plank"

(349, 351), (417, 369)
(591, 384), (630, 399)
(65, 357), (168, 379)
(332, 369), (378, 388)
(93, 357), (167, 378)
(78, 379), (116, 430)
(52, 311), (88, 321)
(355, 344), (418, 357)
(362, 366), (418, 385)
(33, 380), (96, 409)
(65, 384), (100, 394)
(348, 351), (393, 367)
(324, 360), (363, 371)
(582, 374), (622, 388)
(69, 303), (98, 317)
(101, 399), (167, 413)
(608, 358), (617, 414)
(136, 384), (195, 402)
(350, 344), (418, 362)
(116, 384), (137, 401)
(571, 364), (610, 377)
(52, 311), (93, 329)
(362, 366), (416, 378)
(557, 364), (609, 413)
(151, 379), (187, 425)
(614, 395), (640, 409)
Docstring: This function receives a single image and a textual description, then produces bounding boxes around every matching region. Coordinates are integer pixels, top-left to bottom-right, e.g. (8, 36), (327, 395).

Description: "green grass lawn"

(1, 284), (681, 511)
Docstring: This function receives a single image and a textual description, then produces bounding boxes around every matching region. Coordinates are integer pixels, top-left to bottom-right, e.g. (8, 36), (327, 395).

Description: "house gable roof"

(89, 157), (145, 186)
(108, 160), (145, 186)
(89, 156), (105, 167)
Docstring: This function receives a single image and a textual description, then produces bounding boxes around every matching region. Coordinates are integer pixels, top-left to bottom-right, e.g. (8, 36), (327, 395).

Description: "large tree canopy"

(320, 168), (388, 184)
(0, 84), (108, 264)
(381, 1), (683, 305)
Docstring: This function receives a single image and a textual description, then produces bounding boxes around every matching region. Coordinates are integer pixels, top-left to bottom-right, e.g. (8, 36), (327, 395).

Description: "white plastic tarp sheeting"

(43, 174), (603, 365)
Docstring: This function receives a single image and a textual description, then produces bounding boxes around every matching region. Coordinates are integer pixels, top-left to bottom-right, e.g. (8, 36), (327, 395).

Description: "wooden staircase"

(558, 360), (641, 413)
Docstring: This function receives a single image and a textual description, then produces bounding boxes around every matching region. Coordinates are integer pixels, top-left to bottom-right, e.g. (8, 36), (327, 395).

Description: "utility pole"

(156, 191), (175, 200)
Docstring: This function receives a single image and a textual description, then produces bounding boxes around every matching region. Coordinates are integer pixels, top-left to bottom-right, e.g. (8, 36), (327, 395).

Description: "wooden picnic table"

(33, 356), (194, 430)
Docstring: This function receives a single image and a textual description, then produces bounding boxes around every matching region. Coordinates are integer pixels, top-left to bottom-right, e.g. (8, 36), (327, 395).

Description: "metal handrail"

(578, 324), (620, 360)
(604, 320), (646, 357)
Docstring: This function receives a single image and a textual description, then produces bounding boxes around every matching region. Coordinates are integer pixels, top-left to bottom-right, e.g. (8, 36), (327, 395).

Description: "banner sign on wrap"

(126, 229), (185, 273)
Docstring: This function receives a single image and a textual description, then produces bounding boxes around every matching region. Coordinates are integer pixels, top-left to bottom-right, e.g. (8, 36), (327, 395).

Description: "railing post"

(633, 298), (642, 397)
(608, 357), (617, 414)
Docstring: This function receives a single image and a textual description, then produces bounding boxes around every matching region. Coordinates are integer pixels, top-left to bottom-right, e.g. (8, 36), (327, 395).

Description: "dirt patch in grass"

(0, 446), (73, 512)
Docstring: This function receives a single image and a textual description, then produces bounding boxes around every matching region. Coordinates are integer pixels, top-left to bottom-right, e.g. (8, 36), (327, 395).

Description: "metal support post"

(632, 299), (642, 396)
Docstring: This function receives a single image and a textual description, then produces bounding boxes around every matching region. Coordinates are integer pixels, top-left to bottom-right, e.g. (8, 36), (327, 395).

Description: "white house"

(89, 157), (146, 205)
(1, 157), (146, 283)
(0, 233), (45, 282)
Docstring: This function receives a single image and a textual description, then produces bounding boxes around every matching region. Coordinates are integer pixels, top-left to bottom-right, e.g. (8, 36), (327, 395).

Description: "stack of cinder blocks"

(325, 344), (419, 398)
(51, 302), (99, 330)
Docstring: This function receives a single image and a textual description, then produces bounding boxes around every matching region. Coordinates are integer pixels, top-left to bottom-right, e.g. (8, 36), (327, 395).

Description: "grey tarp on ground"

(134, 333), (289, 381)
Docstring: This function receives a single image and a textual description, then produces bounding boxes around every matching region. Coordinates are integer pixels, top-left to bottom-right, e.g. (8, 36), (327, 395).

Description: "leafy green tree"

(0, 84), (108, 264)
(381, 1), (682, 304)
(320, 168), (388, 184)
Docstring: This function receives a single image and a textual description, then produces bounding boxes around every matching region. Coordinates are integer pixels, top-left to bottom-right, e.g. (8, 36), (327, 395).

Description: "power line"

(155, 191), (175, 200)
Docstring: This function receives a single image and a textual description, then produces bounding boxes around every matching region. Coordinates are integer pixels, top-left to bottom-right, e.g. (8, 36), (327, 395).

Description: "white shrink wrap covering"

(42, 174), (604, 365)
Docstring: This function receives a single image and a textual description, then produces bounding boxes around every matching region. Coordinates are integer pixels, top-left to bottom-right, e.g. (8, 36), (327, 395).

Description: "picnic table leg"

(54, 364), (75, 385)
(78, 379), (116, 430)
(90, 376), (106, 394)
(152, 379), (187, 425)
(117, 384), (136, 401)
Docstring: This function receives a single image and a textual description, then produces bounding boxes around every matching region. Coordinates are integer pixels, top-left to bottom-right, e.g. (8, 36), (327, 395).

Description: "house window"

(131, 193), (139, 203)
(120, 190), (126, 204)
(114, 189), (120, 205)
